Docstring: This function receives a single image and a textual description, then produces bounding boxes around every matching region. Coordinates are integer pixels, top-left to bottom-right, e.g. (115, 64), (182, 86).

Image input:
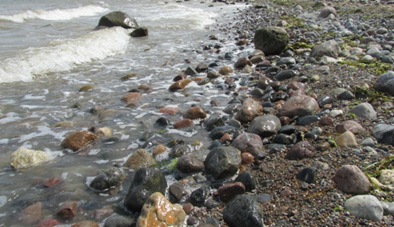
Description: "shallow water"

(0, 0), (249, 225)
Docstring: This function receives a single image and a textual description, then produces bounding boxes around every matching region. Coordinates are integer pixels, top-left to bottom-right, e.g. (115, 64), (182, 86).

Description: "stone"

(253, 26), (289, 56)
(372, 124), (394, 146)
(103, 214), (134, 227)
(89, 168), (125, 192)
(231, 132), (264, 160)
(203, 112), (224, 131)
(275, 70), (299, 81)
(209, 125), (238, 140)
(168, 79), (192, 92)
(335, 131), (358, 147)
(349, 102), (377, 120)
(57, 201), (78, 220)
(218, 66), (234, 75)
(173, 119), (193, 129)
(122, 92), (142, 107)
(21, 202), (42, 225)
(218, 182), (246, 202)
(235, 171), (256, 192)
(190, 185), (210, 207)
(279, 95), (319, 118)
(375, 71), (394, 96)
(204, 146), (241, 179)
(223, 194), (263, 227)
(247, 114), (281, 138)
(159, 107), (179, 115)
(79, 85), (94, 92)
(296, 167), (316, 183)
(61, 131), (98, 152)
(310, 40), (341, 59)
(345, 195), (383, 221)
(333, 165), (371, 194)
(319, 6), (336, 18)
(10, 147), (50, 169)
(177, 154), (204, 173)
(71, 221), (99, 227)
(37, 219), (61, 227)
(169, 183), (188, 203)
(235, 98), (263, 123)
(379, 169), (394, 186)
(285, 141), (315, 160)
(381, 201), (394, 216)
(98, 11), (138, 29)
(234, 57), (252, 69)
(241, 152), (255, 165)
(124, 149), (157, 170)
(335, 120), (366, 134)
(183, 106), (207, 120)
(124, 168), (167, 212)
(130, 27), (148, 37)
(136, 192), (186, 227)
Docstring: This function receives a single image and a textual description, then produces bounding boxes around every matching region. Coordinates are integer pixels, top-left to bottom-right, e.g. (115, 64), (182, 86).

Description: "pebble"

(231, 132), (264, 160)
(335, 131), (358, 147)
(235, 171), (256, 192)
(10, 147), (50, 169)
(336, 120), (366, 134)
(124, 149), (156, 170)
(345, 195), (383, 221)
(177, 154), (204, 173)
(103, 214), (135, 227)
(285, 141), (315, 160)
(279, 95), (320, 118)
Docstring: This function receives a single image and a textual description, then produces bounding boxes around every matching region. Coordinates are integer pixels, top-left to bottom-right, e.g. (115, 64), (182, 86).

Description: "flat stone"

(279, 95), (319, 118)
(169, 183), (188, 203)
(333, 165), (371, 194)
(136, 192), (186, 227)
(335, 131), (358, 147)
(349, 102), (377, 120)
(345, 195), (383, 221)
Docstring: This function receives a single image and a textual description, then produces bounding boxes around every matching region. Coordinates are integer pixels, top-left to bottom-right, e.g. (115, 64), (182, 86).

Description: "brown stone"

(122, 92), (142, 107)
(169, 79), (192, 92)
(333, 165), (371, 194)
(280, 95), (320, 118)
(335, 120), (366, 134)
(71, 221), (99, 227)
(257, 76), (273, 89)
(38, 219), (61, 227)
(136, 192), (186, 227)
(21, 202), (43, 225)
(234, 57), (252, 69)
(173, 119), (193, 129)
(220, 133), (232, 143)
(56, 201), (78, 220)
(319, 116), (333, 126)
(183, 106), (207, 120)
(159, 107), (179, 115)
(61, 131), (98, 152)
(241, 152), (255, 165)
(285, 141), (315, 160)
(124, 149), (156, 170)
(43, 177), (62, 188)
(335, 131), (358, 147)
(218, 182), (246, 202)
(153, 144), (167, 156)
(236, 98), (263, 123)
(218, 66), (234, 75)
(182, 203), (194, 215)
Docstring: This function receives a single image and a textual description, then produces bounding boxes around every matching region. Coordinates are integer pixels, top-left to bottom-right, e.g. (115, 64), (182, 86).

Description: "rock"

(177, 154), (204, 173)
(379, 169), (394, 186)
(95, 127), (112, 137)
(218, 182), (246, 202)
(136, 192), (186, 227)
(349, 102), (377, 120)
(122, 92), (142, 107)
(310, 40), (341, 59)
(375, 71), (394, 95)
(37, 219), (61, 227)
(241, 152), (255, 165)
(203, 112), (225, 131)
(209, 125), (238, 140)
(21, 202), (42, 225)
(10, 147), (50, 169)
(285, 141), (315, 160)
(204, 146), (241, 179)
(61, 131), (98, 152)
(235, 171), (256, 192)
(183, 106), (207, 120)
(296, 167), (316, 183)
(71, 221), (99, 227)
(218, 66), (234, 75)
(335, 131), (358, 147)
(253, 27), (289, 56)
(89, 168), (125, 192)
(223, 194), (263, 227)
(159, 107), (179, 115)
(57, 201), (78, 220)
(190, 185), (210, 207)
(297, 115), (320, 126)
(275, 70), (299, 81)
(231, 132), (266, 160)
(98, 11), (138, 29)
(79, 85), (94, 92)
(372, 124), (394, 146)
(124, 149), (157, 170)
(124, 168), (167, 212)
(103, 214), (134, 227)
(173, 119), (193, 129)
(234, 57), (252, 69)
(279, 95), (319, 118)
(235, 98), (263, 123)
(335, 120), (366, 134)
(333, 165), (371, 194)
(247, 114), (281, 138)
(169, 183), (188, 203)
(381, 201), (394, 216)
(345, 195), (383, 221)
(169, 79), (192, 92)
(319, 6), (336, 18)
(130, 27), (148, 37)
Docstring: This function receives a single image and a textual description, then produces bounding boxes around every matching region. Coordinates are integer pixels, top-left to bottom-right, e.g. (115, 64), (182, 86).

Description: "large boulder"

(98, 11), (139, 29)
(204, 146), (241, 179)
(124, 168), (167, 212)
(253, 27), (289, 56)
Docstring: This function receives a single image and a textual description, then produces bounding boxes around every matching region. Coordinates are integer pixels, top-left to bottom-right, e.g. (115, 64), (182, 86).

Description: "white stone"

(10, 147), (50, 169)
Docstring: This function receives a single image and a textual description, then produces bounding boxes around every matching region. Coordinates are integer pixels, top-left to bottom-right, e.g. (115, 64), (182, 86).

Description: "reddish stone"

(21, 202), (43, 225)
(220, 133), (232, 143)
(56, 201), (78, 220)
(280, 95), (320, 117)
(241, 152), (255, 165)
(173, 119), (194, 129)
(169, 79), (192, 92)
(122, 92), (141, 107)
(159, 107), (179, 115)
(182, 203), (194, 215)
(285, 141), (315, 160)
(335, 120), (366, 134)
(333, 165), (371, 194)
(43, 178), (62, 188)
(236, 98), (263, 123)
(218, 182), (246, 202)
(61, 131), (98, 152)
(319, 116), (333, 126)
(38, 219), (61, 227)
(183, 106), (207, 120)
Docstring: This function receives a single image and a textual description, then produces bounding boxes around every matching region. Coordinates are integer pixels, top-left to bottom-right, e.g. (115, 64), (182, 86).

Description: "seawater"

(0, 0), (248, 225)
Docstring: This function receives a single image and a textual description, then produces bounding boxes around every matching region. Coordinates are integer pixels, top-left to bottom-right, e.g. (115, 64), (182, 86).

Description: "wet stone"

(183, 106), (207, 120)
(247, 114), (281, 138)
(204, 146), (241, 179)
(89, 167), (125, 192)
(275, 69), (299, 81)
(169, 183), (188, 203)
(190, 185), (210, 207)
(61, 131), (98, 152)
(218, 182), (246, 202)
(124, 149), (156, 170)
(235, 171), (256, 192)
(209, 125), (238, 140)
(177, 154), (204, 173)
(231, 132), (264, 160)
(10, 147), (50, 169)
(236, 97), (263, 123)
(223, 194), (264, 227)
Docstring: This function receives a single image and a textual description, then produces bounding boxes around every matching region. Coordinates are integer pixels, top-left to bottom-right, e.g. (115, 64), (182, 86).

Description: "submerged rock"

(10, 147), (50, 169)
(61, 131), (98, 152)
(136, 192), (186, 227)
(98, 11), (139, 29)
(124, 149), (156, 170)
(89, 168), (125, 192)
